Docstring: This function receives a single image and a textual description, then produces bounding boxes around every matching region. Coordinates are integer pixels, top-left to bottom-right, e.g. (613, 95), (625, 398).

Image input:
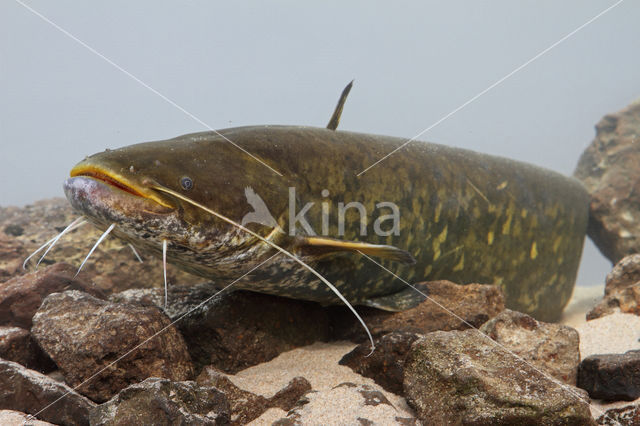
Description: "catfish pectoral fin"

(361, 283), (430, 312)
(300, 236), (416, 264)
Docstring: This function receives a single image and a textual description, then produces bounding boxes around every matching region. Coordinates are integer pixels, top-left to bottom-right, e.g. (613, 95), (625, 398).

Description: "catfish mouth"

(74, 169), (144, 197)
(69, 164), (174, 210)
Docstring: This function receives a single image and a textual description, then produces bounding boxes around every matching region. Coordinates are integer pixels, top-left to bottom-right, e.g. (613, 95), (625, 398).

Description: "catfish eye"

(180, 176), (193, 191)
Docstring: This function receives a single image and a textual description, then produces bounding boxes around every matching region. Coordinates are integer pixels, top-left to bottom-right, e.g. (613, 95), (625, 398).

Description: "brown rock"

(603, 253), (640, 292)
(404, 330), (595, 425)
(339, 331), (422, 395)
(182, 291), (330, 374)
(0, 359), (95, 426)
(479, 309), (580, 385)
(197, 366), (311, 425)
(588, 285), (640, 321)
(0, 232), (24, 282)
(89, 377), (230, 425)
(197, 367), (269, 425)
(0, 262), (104, 329)
(269, 376), (313, 411)
(0, 326), (55, 373)
(596, 402), (640, 425)
(112, 284), (331, 374)
(31, 290), (194, 402)
(578, 350), (640, 401)
(588, 254), (640, 319)
(0, 197), (201, 293)
(331, 280), (505, 342)
(574, 99), (640, 263)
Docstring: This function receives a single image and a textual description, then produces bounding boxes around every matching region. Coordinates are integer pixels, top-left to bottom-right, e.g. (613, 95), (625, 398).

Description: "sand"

(227, 341), (416, 424)
(559, 283), (606, 328)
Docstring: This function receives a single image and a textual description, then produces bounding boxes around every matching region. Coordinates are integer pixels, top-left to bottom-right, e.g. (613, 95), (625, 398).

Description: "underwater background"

(2, 0), (639, 288)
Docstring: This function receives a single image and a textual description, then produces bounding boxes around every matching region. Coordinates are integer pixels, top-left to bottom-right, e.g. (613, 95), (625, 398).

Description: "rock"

(404, 330), (595, 425)
(331, 280), (505, 342)
(0, 232), (24, 282)
(578, 350), (640, 401)
(269, 376), (313, 411)
(273, 382), (417, 425)
(479, 309), (580, 385)
(197, 366), (311, 425)
(339, 331), (421, 395)
(0, 326), (55, 373)
(587, 290), (640, 322)
(178, 290), (330, 374)
(31, 290), (194, 402)
(197, 367), (269, 425)
(89, 377), (230, 425)
(596, 402), (640, 425)
(588, 254), (640, 319)
(0, 262), (104, 329)
(574, 99), (640, 263)
(0, 359), (95, 426)
(111, 284), (331, 374)
(603, 253), (640, 291)
(0, 197), (201, 293)
(0, 410), (55, 425)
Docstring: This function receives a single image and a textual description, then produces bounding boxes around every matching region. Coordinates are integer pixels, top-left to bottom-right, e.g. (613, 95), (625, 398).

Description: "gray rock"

(0, 326), (55, 373)
(0, 262), (104, 329)
(0, 197), (201, 293)
(404, 330), (595, 425)
(575, 99), (640, 263)
(578, 350), (640, 401)
(331, 280), (505, 342)
(479, 309), (580, 385)
(0, 359), (95, 426)
(588, 254), (640, 319)
(31, 290), (194, 402)
(112, 284), (331, 374)
(339, 331), (422, 395)
(89, 377), (230, 425)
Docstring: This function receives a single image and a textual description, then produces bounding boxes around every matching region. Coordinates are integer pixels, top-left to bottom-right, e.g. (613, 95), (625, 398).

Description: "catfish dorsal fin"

(326, 80), (354, 130)
(300, 236), (416, 264)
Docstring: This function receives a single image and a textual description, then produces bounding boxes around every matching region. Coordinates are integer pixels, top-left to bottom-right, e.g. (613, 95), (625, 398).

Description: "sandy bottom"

(228, 341), (415, 424)
(221, 284), (640, 424)
(559, 284), (606, 328)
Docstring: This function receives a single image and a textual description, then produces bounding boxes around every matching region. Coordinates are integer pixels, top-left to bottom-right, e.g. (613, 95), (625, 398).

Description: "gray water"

(2, 1), (638, 287)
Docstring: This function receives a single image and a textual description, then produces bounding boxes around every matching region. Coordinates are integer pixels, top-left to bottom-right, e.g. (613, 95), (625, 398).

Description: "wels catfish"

(42, 83), (588, 324)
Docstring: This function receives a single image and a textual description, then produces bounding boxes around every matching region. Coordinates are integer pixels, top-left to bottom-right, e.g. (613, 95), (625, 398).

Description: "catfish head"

(63, 130), (287, 276)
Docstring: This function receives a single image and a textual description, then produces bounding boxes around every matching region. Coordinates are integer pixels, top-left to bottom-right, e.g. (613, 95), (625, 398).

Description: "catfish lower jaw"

(63, 176), (175, 222)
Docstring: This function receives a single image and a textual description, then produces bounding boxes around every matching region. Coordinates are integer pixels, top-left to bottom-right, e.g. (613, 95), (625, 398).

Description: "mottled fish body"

(64, 125), (588, 321)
